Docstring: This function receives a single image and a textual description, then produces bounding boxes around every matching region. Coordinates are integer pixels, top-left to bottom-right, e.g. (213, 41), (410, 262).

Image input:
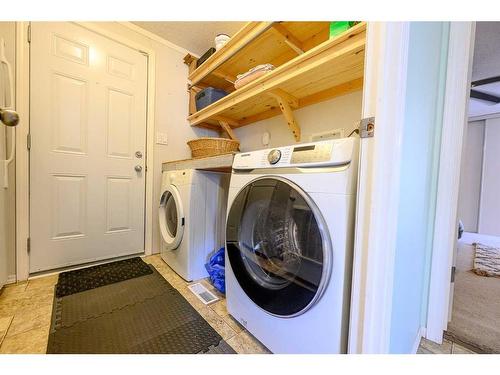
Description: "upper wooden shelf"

(189, 21), (333, 92)
(187, 22), (366, 139)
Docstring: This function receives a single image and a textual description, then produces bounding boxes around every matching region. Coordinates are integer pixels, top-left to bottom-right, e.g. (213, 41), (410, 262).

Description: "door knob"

(135, 165), (142, 172)
(0, 108), (19, 127)
(135, 151), (143, 158)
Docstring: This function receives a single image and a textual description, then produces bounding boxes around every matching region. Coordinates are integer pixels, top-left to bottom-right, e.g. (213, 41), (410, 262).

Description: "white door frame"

(348, 22), (411, 353)
(425, 22), (476, 343)
(15, 21), (157, 281)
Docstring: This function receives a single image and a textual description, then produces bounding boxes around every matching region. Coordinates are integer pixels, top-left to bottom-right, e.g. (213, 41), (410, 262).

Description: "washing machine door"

(159, 184), (184, 250)
(226, 176), (333, 317)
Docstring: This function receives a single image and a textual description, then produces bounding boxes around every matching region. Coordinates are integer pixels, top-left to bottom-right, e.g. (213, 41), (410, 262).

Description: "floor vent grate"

(188, 283), (219, 305)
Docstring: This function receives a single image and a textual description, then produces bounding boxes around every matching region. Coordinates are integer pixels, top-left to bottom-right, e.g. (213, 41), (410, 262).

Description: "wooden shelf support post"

(267, 90), (301, 141)
(184, 54), (200, 115)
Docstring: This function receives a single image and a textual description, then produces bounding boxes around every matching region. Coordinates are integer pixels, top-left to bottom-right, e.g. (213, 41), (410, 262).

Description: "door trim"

(348, 22), (411, 353)
(425, 22), (475, 344)
(15, 21), (157, 280)
(15, 22), (30, 282)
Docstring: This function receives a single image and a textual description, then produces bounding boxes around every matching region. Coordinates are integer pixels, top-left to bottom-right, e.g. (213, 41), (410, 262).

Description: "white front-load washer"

(159, 169), (229, 281)
(225, 137), (359, 353)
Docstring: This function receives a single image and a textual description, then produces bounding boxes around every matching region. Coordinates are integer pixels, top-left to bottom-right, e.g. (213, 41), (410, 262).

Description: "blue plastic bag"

(205, 247), (226, 294)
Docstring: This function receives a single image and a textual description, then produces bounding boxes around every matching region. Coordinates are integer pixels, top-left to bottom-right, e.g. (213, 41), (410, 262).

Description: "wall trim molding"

(348, 22), (411, 354)
(411, 327), (426, 354)
(15, 21), (30, 282)
(426, 22), (476, 344)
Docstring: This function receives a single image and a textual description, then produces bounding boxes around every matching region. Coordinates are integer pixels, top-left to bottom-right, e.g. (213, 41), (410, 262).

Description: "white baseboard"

(6, 274), (16, 284)
(412, 327), (426, 354)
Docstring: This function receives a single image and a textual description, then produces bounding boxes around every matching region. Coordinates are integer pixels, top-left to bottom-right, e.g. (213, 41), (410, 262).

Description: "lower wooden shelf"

(162, 153), (236, 173)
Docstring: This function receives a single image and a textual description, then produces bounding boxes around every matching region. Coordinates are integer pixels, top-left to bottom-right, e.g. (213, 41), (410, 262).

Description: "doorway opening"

(445, 22), (500, 353)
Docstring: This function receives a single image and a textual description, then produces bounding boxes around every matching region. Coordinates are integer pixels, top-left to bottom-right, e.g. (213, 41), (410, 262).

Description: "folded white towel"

(236, 64), (275, 81)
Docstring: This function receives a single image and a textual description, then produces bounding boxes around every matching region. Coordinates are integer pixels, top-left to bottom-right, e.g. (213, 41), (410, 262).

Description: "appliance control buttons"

(267, 149), (282, 165)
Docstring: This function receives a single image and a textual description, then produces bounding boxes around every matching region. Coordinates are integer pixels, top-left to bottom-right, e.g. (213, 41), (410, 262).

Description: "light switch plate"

(156, 132), (168, 145)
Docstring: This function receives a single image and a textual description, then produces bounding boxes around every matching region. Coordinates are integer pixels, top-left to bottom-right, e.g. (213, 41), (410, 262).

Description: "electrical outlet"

(311, 129), (344, 142)
(156, 132), (168, 145)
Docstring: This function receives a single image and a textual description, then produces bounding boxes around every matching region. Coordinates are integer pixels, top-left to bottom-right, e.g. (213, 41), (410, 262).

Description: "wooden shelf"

(187, 22), (366, 139)
(162, 153), (236, 173)
(189, 21), (332, 92)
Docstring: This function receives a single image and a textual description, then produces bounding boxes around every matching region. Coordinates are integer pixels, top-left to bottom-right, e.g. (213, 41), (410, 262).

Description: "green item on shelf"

(329, 21), (359, 38)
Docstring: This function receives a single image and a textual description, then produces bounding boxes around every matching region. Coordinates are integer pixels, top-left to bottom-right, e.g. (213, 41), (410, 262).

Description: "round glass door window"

(164, 192), (178, 236)
(226, 177), (332, 317)
(159, 186), (184, 250)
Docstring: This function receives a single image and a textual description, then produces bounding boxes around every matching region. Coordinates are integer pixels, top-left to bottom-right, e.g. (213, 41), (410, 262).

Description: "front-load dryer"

(159, 169), (229, 281)
(225, 137), (359, 353)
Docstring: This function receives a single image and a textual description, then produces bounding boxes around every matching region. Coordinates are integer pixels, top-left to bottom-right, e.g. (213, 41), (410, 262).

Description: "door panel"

(30, 22), (147, 272)
(51, 73), (88, 154)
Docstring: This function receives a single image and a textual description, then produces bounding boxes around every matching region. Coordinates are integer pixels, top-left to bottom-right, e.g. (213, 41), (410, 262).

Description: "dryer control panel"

(233, 137), (356, 170)
(290, 143), (333, 164)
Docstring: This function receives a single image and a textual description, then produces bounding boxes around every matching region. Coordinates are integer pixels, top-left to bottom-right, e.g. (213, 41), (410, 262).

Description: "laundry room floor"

(0, 255), (270, 354)
(0, 255), (476, 355)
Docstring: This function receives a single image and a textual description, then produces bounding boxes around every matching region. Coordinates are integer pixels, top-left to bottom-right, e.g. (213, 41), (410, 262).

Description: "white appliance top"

(232, 138), (356, 170)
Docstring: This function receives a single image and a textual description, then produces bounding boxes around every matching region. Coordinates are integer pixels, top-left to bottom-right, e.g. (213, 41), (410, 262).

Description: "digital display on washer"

(293, 145), (316, 152)
(291, 143), (332, 164)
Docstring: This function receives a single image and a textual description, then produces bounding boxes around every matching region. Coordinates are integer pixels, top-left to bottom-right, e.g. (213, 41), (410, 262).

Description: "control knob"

(267, 149), (282, 165)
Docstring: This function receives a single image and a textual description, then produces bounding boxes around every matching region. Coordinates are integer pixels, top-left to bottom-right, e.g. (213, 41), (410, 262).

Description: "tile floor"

(418, 337), (477, 354)
(0, 254), (479, 355)
(0, 254), (270, 354)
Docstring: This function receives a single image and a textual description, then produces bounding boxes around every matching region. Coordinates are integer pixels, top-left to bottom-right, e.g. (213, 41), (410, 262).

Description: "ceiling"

(132, 21), (246, 56)
(469, 22), (500, 118)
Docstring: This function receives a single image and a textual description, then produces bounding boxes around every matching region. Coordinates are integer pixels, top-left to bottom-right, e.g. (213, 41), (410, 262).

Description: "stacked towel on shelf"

(234, 64), (275, 89)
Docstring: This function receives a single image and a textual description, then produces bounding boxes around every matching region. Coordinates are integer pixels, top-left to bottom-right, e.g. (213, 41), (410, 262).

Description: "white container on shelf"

(215, 34), (230, 50)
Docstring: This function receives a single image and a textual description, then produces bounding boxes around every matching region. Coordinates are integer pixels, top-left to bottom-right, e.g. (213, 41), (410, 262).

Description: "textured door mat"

(47, 265), (235, 354)
(53, 268), (176, 328)
(55, 257), (153, 298)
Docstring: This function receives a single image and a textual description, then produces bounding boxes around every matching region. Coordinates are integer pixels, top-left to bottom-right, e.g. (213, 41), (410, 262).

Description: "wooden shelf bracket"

(271, 23), (305, 55)
(267, 90), (301, 141)
(216, 116), (239, 142)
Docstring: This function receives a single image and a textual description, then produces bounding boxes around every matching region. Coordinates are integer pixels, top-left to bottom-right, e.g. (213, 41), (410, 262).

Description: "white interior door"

(29, 22), (148, 273)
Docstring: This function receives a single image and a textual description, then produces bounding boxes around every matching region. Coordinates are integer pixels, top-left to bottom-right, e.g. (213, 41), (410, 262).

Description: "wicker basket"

(187, 137), (240, 158)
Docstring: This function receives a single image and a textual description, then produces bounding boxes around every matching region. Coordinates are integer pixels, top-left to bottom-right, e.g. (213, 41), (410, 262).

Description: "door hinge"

(27, 24), (31, 43)
(27, 133), (31, 150)
(450, 266), (456, 283)
(27, 237), (31, 253)
(359, 116), (375, 138)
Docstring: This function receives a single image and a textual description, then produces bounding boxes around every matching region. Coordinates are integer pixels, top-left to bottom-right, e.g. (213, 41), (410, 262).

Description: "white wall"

(0, 22), (17, 282)
(234, 91), (363, 151)
(457, 120), (485, 232)
(478, 117), (500, 236)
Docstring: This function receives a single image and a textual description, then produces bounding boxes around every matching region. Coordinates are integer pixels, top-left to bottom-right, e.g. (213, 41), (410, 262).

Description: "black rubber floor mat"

(55, 257), (153, 298)
(203, 341), (236, 354)
(47, 267), (235, 354)
(53, 269), (175, 328)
